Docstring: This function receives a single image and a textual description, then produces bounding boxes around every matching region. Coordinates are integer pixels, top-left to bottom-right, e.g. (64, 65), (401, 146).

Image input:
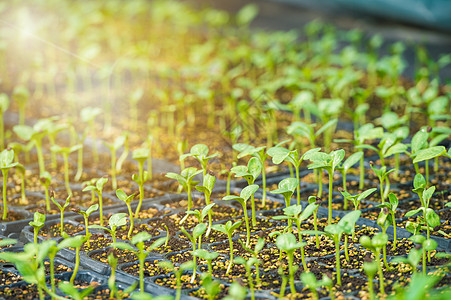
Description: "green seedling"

(377, 193), (399, 249)
(363, 256), (378, 300)
(376, 207), (392, 270)
(308, 195), (323, 248)
(409, 235), (438, 275)
(50, 144), (82, 195)
(103, 135), (126, 190)
(0, 93), (9, 149)
(12, 85), (29, 126)
(195, 172), (216, 236)
(270, 177), (298, 208)
(337, 210), (361, 263)
(15, 163), (26, 205)
(308, 148), (345, 224)
(198, 272), (220, 300)
(80, 107), (102, 165)
(192, 249), (219, 276)
(180, 224), (206, 283)
(273, 202), (319, 271)
(238, 238), (265, 286)
(1, 149), (18, 219)
(166, 167), (202, 211)
(391, 242), (422, 276)
(268, 146), (320, 205)
(222, 281), (247, 300)
(212, 220), (242, 275)
(234, 256), (260, 300)
(116, 189), (136, 239)
(176, 139), (188, 171)
(180, 203), (215, 240)
(39, 171), (52, 211)
(89, 213), (127, 244)
(339, 187), (377, 213)
(58, 281), (95, 300)
(413, 145), (446, 187)
(42, 118), (68, 170)
(233, 143), (268, 206)
(386, 271), (447, 300)
(275, 233), (305, 296)
(158, 260), (195, 300)
(277, 266), (289, 299)
(29, 211), (46, 244)
(13, 124), (47, 174)
(360, 233), (388, 295)
(51, 193), (71, 236)
(337, 151), (363, 197)
(72, 204), (98, 247)
(231, 157), (262, 226)
(180, 144), (219, 177)
(113, 233), (165, 293)
(132, 147), (149, 218)
(82, 176), (108, 226)
(300, 272), (333, 300)
(222, 184), (259, 247)
(108, 251), (138, 300)
(287, 119), (338, 151)
(335, 123), (383, 189)
(369, 161), (395, 202)
(58, 235), (88, 284)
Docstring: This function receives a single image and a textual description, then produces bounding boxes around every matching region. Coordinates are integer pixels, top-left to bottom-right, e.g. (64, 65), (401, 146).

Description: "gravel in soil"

(145, 236), (191, 253)
(0, 284), (40, 299)
(116, 223), (161, 241)
(155, 273), (202, 290)
(0, 269), (22, 285)
(189, 283), (229, 299)
(43, 261), (72, 275)
(89, 247), (138, 265)
(121, 259), (172, 277)
(79, 234), (113, 252)
(166, 251), (217, 266)
(39, 223), (85, 238)
(0, 210), (28, 222)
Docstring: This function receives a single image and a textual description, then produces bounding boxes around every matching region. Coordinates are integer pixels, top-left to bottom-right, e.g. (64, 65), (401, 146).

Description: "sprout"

(132, 147), (150, 217)
(72, 204), (98, 247)
(275, 233), (305, 295)
(360, 233), (388, 295)
(180, 224), (206, 284)
(116, 189), (136, 239)
(211, 220), (242, 275)
(29, 211), (46, 244)
(180, 144), (219, 177)
(51, 193), (71, 237)
(13, 124), (47, 175)
(12, 85), (29, 126)
(50, 144), (82, 195)
(103, 136), (125, 190)
(158, 260), (195, 300)
(195, 172), (216, 236)
(82, 176), (108, 226)
(0, 93), (9, 149)
(377, 193), (399, 249)
(89, 213), (127, 244)
(166, 167), (202, 211)
(0, 148), (18, 220)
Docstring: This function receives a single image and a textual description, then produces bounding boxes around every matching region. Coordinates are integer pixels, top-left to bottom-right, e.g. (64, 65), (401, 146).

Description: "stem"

(279, 275), (287, 299)
(318, 170), (323, 198)
(394, 153), (400, 179)
(134, 163), (144, 218)
(206, 194), (212, 237)
(176, 273), (182, 300)
(344, 235), (349, 261)
(44, 187), (50, 211)
(226, 236), (233, 275)
(37, 286), (44, 300)
(288, 252), (296, 296)
(70, 247), (80, 284)
(377, 250), (384, 295)
(295, 165), (300, 205)
(423, 248), (426, 275)
(434, 156), (438, 172)
(84, 216), (90, 247)
(262, 164), (267, 207)
(34, 228), (38, 244)
(49, 254), (56, 294)
(60, 210), (64, 236)
(301, 245), (308, 272)
(63, 154), (71, 195)
(2, 169), (8, 220)
(251, 194), (256, 227)
(226, 172), (231, 195)
(314, 209), (319, 248)
(328, 170), (333, 225)
(243, 205), (250, 247)
(368, 274), (375, 300)
(335, 236), (341, 286)
(127, 204), (134, 239)
(111, 150), (117, 190)
(379, 178), (384, 203)
(98, 192), (104, 227)
(425, 159), (430, 187)
(414, 162), (419, 174)
(187, 184), (192, 211)
(359, 155), (364, 190)
(75, 146), (83, 182)
(392, 213), (397, 250)
(139, 254), (144, 292)
(384, 176), (390, 201)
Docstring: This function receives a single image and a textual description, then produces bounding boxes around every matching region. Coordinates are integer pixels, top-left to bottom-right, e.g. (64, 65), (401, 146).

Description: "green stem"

(301, 245), (308, 272)
(288, 253), (296, 295)
(344, 235), (349, 261)
(134, 163), (144, 218)
(279, 275), (287, 299)
(328, 171), (333, 225)
(98, 192), (104, 227)
(377, 250), (384, 295)
(75, 146), (83, 182)
(368, 274), (375, 300)
(44, 187), (50, 211)
(314, 210), (319, 248)
(63, 154), (71, 195)
(49, 254), (56, 295)
(243, 205), (250, 247)
(60, 210), (64, 236)
(176, 273), (182, 300)
(139, 254), (144, 292)
(2, 170), (8, 220)
(425, 159), (430, 187)
(295, 165), (300, 205)
(127, 204), (134, 239)
(111, 150), (117, 190)
(37, 286), (44, 300)
(226, 236), (233, 275)
(262, 165), (267, 207)
(187, 184), (192, 211)
(392, 214), (397, 250)
(335, 236), (341, 286)
(359, 155), (365, 190)
(251, 194), (257, 227)
(70, 247), (80, 284)
(423, 248), (426, 275)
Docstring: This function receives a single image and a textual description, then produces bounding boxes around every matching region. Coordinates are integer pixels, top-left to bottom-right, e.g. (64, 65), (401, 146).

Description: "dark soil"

(121, 259), (172, 277)
(0, 269), (22, 285)
(89, 247), (138, 264)
(39, 223), (85, 238)
(0, 284), (40, 300)
(154, 273), (202, 290)
(146, 236), (191, 253)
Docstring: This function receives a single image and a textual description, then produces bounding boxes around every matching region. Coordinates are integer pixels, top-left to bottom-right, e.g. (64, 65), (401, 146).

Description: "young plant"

(413, 145), (446, 187)
(377, 193), (399, 249)
(132, 148), (149, 218)
(363, 255), (378, 300)
(233, 143), (269, 206)
(166, 167), (202, 211)
(286, 119), (338, 150)
(0, 93), (9, 149)
(116, 131), (129, 174)
(113, 233), (165, 293)
(211, 220), (242, 275)
(58, 235), (88, 284)
(0, 148), (18, 220)
(222, 184), (259, 247)
(308, 148), (345, 224)
(268, 146), (320, 204)
(409, 235), (438, 275)
(58, 281), (95, 300)
(275, 233), (305, 296)
(180, 203), (215, 241)
(89, 213), (127, 244)
(51, 193), (71, 236)
(103, 135), (126, 190)
(231, 157), (262, 226)
(234, 256), (260, 300)
(180, 224), (207, 283)
(29, 210), (46, 244)
(337, 151), (363, 196)
(180, 144), (219, 177)
(360, 233), (388, 295)
(107, 251), (138, 300)
(391, 240), (423, 276)
(51, 144), (82, 195)
(192, 249), (219, 276)
(15, 164), (27, 205)
(82, 176), (108, 226)
(369, 161), (395, 202)
(300, 272), (333, 300)
(13, 124), (47, 174)
(158, 260), (195, 300)
(116, 189), (136, 239)
(198, 273), (221, 300)
(270, 177), (298, 208)
(238, 238), (265, 286)
(72, 204), (98, 247)
(339, 210), (362, 262)
(195, 172), (216, 236)
(339, 187), (377, 211)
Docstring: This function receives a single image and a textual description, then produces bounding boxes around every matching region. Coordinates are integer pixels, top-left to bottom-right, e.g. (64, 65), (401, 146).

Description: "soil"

(115, 223), (161, 241)
(0, 284), (40, 300)
(145, 236), (191, 253)
(154, 273), (202, 290)
(0, 210), (29, 222)
(121, 259), (172, 277)
(0, 269), (22, 285)
(89, 247), (138, 265)
(39, 223), (85, 238)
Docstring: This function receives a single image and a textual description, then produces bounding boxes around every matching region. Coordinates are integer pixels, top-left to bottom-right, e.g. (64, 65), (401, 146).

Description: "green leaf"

(96, 177), (108, 190)
(331, 149), (345, 169)
(423, 186), (436, 202)
(298, 202), (319, 221)
(405, 208), (424, 218)
(109, 213), (127, 227)
(236, 3), (258, 26)
(358, 188), (377, 201)
(411, 130), (429, 154)
(201, 203), (216, 220)
(193, 223), (207, 239)
(388, 193), (399, 211)
(409, 234), (426, 244)
(111, 242), (135, 252)
(147, 237), (166, 251)
(413, 173), (426, 190)
(275, 233), (304, 252)
(372, 233), (388, 248)
(85, 204), (99, 216)
(248, 157), (262, 180)
(423, 239), (437, 251)
(413, 146), (446, 163)
(180, 260), (195, 271)
(425, 209), (440, 228)
(211, 224), (227, 235)
(240, 184), (259, 201)
(116, 189), (127, 202)
(384, 143), (408, 157)
(131, 232), (152, 245)
(342, 151), (363, 171)
(316, 119), (338, 137)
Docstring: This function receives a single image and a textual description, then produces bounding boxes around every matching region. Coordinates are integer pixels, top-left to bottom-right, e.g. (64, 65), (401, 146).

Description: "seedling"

(166, 167), (202, 211)
(234, 256), (260, 300)
(51, 193), (71, 236)
(180, 224), (206, 283)
(369, 161), (395, 202)
(180, 203), (215, 240)
(308, 195), (323, 247)
(116, 189), (136, 239)
(58, 235), (88, 284)
(0, 93), (9, 149)
(233, 143), (268, 206)
(116, 131), (129, 174)
(377, 193), (399, 249)
(29, 211), (46, 244)
(391, 242), (422, 276)
(270, 177), (298, 208)
(339, 187), (377, 213)
(212, 220), (242, 275)
(195, 172), (216, 236)
(89, 213), (127, 244)
(103, 135), (126, 190)
(1, 148), (18, 219)
(113, 233), (165, 293)
(275, 233), (305, 295)
(82, 176), (108, 226)
(198, 272), (221, 300)
(51, 144), (82, 195)
(363, 256), (378, 300)
(108, 251), (138, 300)
(39, 171), (52, 211)
(132, 147), (150, 218)
(231, 157), (262, 226)
(180, 144), (219, 177)
(300, 272), (333, 300)
(13, 124), (47, 174)
(410, 235), (438, 275)
(192, 249), (219, 276)
(308, 148), (345, 224)
(238, 238), (265, 286)
(360, 233), (388, 295)
(158, 260), (195, 300)
(72, 204), (98, 247)
(337, 151), (363, 197)
(222, 184), (259, 246)
(58, 281), (95, 300)
(268, 146), (320, 204)
(413, 145), (446, 187)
